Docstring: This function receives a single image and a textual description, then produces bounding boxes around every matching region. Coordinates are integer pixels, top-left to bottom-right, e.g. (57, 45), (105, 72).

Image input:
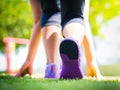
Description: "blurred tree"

(89, 0), (120, 36)
(0, 0), (120, 52)
(0, 0), (32, 52)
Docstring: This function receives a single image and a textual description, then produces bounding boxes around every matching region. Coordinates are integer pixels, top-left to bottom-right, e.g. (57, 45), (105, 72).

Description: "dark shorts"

(40, 0), (85, 29)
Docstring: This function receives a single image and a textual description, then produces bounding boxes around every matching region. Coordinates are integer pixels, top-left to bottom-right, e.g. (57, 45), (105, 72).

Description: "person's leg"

(60, 0), (85, 79)
(40, 0), (61, 78)
(42, 26), (61, 78)
(60, 0), (85, 42)
(42, 26), (61, 65)
(82, 0), (102, 78)
(15, 0), (61, 78)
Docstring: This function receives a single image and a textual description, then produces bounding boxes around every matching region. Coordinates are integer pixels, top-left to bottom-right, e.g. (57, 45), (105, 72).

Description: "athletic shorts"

(40, 0), (85, 29)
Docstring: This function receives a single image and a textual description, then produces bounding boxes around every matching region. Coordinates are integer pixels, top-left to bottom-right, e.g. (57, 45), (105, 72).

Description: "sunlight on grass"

(0, 73), (120, 90)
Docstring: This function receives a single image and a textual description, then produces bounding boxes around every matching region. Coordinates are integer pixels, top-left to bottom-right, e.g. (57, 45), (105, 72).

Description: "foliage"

(0, 0), (33, 52)
(0, 0), (120, 52)
(89, 0), (120, 36)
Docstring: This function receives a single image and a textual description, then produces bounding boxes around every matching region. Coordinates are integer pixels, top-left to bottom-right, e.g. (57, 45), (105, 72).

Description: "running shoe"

(60, 37), (84, 79)
(45, 63), (58, 78)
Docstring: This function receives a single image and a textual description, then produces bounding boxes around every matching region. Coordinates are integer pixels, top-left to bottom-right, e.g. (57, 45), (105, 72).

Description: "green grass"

(99, 63), (120, 76)
(0, 74), (120, 90)
(1, 63), (120, 90)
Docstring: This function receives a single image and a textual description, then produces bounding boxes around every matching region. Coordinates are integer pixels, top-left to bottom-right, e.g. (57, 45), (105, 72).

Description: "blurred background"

(0, 0), (120, 76)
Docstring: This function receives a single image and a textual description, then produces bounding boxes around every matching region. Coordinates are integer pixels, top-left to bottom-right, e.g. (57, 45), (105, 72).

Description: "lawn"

(0, 73), (120, 90)
(99, 63), (120, 76)
(1, 63), (120, 90)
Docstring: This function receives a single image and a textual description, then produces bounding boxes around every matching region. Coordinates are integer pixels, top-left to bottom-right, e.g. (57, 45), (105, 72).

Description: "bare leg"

(42, 26), (61, 65)
(15, 25), (61, 77)
(63, 23), (85, 43)
(42, 25), (61, 78)
(15, 0), (61, 77)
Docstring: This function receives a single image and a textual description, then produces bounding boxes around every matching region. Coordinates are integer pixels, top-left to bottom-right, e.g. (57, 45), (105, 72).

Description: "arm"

(15, 0), (42, 77)
(26, 0), (42, 65)
(82, 0), (102, 78)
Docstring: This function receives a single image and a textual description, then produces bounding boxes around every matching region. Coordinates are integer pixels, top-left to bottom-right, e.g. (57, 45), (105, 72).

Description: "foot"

(60, 37), (84, 79)
(15, 62), (32, 77)
(45, 63), (58, 78)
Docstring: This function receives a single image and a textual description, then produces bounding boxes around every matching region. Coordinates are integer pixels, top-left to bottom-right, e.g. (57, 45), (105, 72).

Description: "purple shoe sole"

(60, 38), (84, 79)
